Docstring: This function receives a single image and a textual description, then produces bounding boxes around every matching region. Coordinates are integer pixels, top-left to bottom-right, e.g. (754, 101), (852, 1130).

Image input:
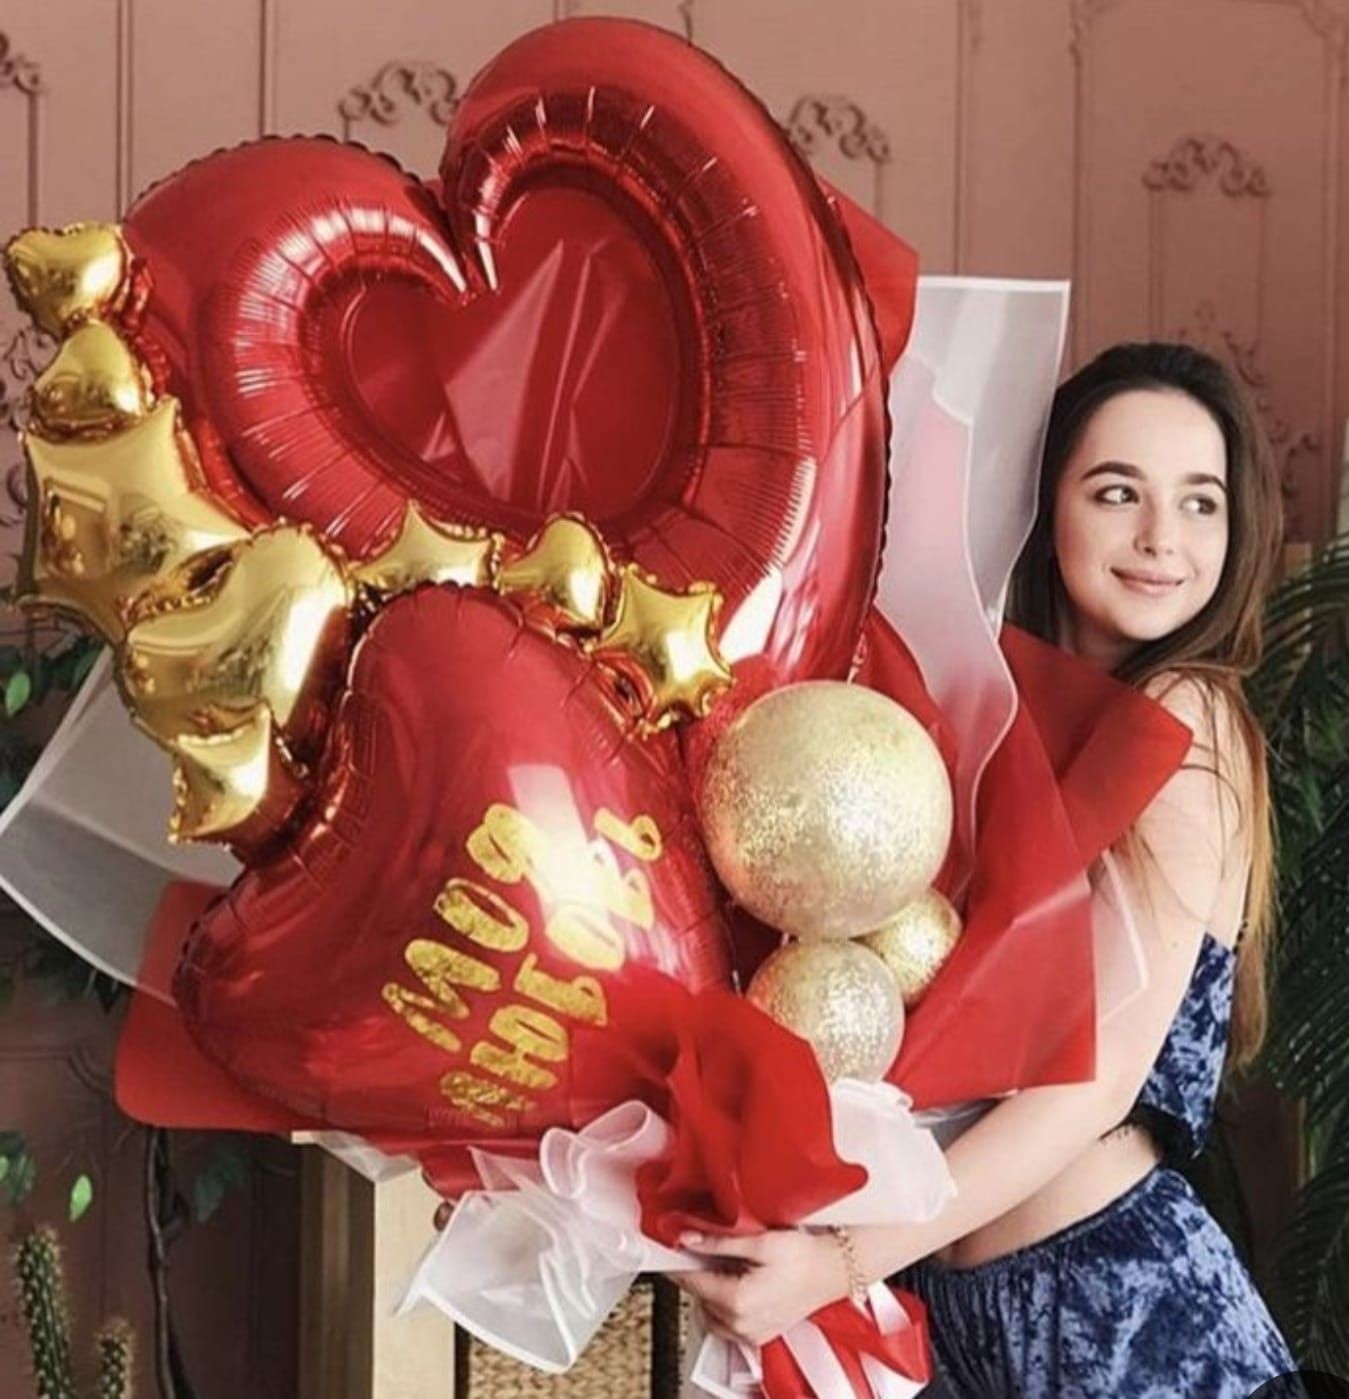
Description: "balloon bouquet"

(2, 18), (1193, 1398)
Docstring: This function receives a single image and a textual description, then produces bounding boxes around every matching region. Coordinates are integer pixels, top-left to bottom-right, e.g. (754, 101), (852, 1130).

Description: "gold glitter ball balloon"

(747, 940), (903, 1082)
(861, 889), (963, 1007)
(700, 681), (952, 941)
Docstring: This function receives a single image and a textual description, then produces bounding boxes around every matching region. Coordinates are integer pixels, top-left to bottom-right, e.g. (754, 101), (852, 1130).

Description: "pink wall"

(2, 1), (1345, 543)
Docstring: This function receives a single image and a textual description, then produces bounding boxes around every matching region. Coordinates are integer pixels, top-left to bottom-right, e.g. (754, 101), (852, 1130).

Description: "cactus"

(11, 1226), (138, 1399)
(93, 1319), (135, 1399)
(13, 1226), (77, 1399)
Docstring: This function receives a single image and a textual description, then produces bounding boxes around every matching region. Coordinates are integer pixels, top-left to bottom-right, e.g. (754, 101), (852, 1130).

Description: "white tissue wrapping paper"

(399, 1077), (954, 1397)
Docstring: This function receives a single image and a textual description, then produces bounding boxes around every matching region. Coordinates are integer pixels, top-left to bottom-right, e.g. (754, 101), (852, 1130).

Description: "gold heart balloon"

(31, 319), (154, 438)
(4, 223), (131, 337)
(352, 502), (501, 599)
(497, 514), (613, 632)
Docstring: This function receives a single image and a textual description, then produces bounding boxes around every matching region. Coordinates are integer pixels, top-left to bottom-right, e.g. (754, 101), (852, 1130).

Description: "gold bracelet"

(826, 1224), (868, 1309)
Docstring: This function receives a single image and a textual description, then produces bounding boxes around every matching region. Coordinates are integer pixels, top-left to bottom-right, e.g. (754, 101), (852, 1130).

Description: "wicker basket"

(455, 1276), (691, 1398)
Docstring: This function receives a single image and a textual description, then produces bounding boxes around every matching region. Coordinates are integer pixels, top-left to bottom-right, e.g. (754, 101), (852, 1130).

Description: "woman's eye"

(1182, 494), (1222, 517)
(1094, 484), (1136, 505)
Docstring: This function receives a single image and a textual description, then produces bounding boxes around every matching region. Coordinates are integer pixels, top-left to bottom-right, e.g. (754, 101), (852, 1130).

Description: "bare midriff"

(936, 1124), (1163, 1270)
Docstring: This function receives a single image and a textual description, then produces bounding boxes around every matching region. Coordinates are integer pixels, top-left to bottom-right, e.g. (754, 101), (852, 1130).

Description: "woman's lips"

(1111, 567), (1184, 596)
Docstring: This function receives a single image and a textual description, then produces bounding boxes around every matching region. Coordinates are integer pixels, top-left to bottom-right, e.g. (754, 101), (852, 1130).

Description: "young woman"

(675, 342), (1299, 1396)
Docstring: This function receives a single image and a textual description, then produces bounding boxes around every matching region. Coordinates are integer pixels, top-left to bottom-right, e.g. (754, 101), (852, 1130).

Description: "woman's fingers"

(673, 1268), (740, 1309)
(678, 1231), (768, 1264)
(671, 1270), (765, 1346)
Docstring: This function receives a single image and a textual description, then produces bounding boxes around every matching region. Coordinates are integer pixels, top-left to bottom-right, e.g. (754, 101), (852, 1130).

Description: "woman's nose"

(1135, 506), (1178, 556)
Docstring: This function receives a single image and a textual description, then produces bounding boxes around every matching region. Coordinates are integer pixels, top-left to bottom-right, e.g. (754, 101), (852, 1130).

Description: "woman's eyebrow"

(1080, 460), (1228, 492)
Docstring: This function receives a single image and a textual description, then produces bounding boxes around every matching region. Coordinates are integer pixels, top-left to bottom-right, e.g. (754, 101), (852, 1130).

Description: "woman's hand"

(671, 1228), (852, 1348)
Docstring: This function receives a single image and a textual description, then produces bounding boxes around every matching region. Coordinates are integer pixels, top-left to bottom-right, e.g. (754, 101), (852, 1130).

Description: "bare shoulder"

(1140, 669), (1257, 805)
(1143, 670), (1240, 743)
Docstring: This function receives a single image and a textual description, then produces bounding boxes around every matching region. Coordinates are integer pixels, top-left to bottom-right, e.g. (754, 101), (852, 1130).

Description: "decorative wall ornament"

(783, 95), (892, 219)
(0, 37), (44, 538)
(0, 323), (48, 528)
(1144, 134), (1271, 198)
(0, 32), (42, 96)
(0, 460), (25, 530)
(0, 323), (50, 434)
(784, 95), (891, 165)
(338, 61), (459, 133)
(1142, 133), (1272, 368)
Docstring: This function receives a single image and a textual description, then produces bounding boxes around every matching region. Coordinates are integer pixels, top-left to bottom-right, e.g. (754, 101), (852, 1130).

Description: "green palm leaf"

(1245, 535), (1349, 1357)
(1268, 1106), (1349, 1369)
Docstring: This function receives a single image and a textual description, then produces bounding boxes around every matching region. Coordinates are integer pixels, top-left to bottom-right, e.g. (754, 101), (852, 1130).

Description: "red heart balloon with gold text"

(120, 17), (890, 690)
(172, 584), (731, 1139)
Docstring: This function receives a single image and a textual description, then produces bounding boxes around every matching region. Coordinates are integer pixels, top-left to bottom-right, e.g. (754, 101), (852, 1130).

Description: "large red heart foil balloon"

(172, 584), (732, 1137)
(119, 17), (889, 690)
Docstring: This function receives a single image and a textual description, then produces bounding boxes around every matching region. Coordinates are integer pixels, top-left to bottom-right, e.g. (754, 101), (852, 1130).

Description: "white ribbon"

(689, 1282), (926, 1399)
(398, 1099), (689, 1372)
(399, 1080), (954, 1396)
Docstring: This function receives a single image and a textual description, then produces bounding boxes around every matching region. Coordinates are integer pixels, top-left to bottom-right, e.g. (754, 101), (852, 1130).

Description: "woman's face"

(1052, 387), (1231, 668)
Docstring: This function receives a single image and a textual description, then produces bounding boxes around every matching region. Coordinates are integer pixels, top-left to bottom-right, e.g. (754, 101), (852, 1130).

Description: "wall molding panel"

(0, 29), (43, 228)
(1067, 0), (1347, 537)
(0, 0), (1344, 544)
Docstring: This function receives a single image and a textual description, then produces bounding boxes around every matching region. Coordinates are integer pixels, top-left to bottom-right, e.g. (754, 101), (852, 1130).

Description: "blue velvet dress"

(897, 932), (1297, 1397)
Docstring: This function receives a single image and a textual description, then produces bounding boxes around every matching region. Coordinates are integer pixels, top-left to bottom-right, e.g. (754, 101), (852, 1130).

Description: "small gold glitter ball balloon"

(747, 940), (904, 1082)
(700, 681), (952, 941)
(861, 889), (963, 1006)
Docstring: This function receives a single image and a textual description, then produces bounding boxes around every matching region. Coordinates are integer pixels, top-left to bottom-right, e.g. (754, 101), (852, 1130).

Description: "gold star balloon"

(119, 524), (352, 759)
(589, 565), (732, 731)
(353, 503), (501, 598)
(169, 706), (308, 855)
(496, 514), (613, 631)
(4, 223), (132, 338)
(17, 398), (250, 641)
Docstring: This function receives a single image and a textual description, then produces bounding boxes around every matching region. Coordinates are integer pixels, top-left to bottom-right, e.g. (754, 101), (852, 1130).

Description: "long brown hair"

(1010, 342), (1284, 1069)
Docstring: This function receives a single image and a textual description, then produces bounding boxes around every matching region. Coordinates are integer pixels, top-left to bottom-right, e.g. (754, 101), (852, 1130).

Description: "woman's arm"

(677, 676), (1250, 1341)
(855, 675), (1252, 1273)
(680, 899), (1212, 1340)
